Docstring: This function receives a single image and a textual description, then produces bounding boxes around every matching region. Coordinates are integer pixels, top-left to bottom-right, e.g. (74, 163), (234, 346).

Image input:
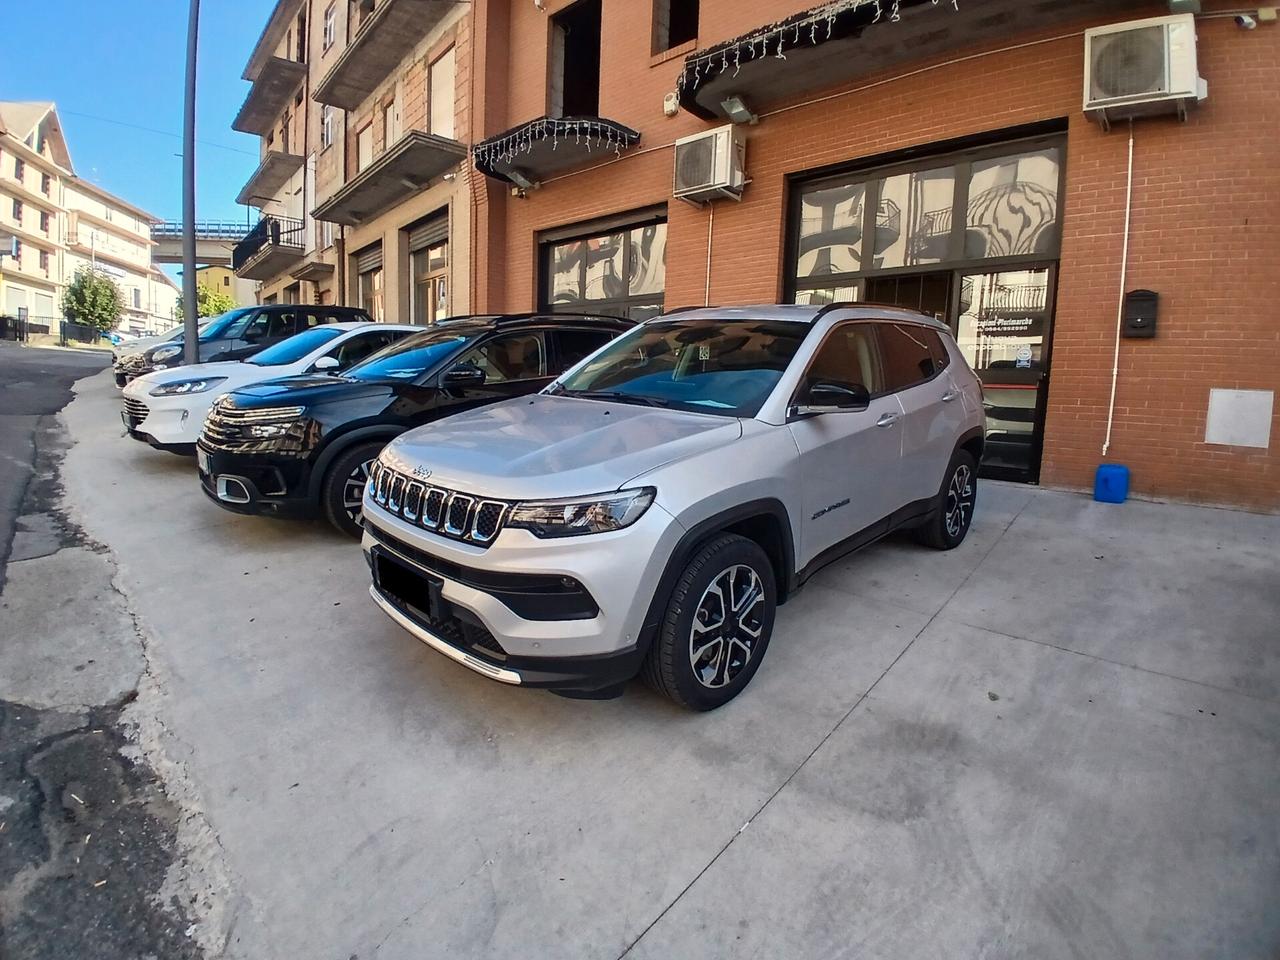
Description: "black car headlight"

(506, 488), (655, 538)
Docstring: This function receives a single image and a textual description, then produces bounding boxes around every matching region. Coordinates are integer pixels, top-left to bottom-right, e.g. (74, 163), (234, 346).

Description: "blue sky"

(4, 0), (275, 228)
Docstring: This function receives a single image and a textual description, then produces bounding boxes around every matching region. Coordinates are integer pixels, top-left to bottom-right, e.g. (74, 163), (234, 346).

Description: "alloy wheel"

(343, 458), (375, 526)
(945, 463), (974, 538)
(689, 564), (766, 689)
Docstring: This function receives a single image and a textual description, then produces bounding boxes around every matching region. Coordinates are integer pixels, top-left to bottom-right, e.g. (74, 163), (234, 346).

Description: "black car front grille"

(367, 461), (510, 549)
(122, 396), (149, 426)
(200, 399), (306, 451)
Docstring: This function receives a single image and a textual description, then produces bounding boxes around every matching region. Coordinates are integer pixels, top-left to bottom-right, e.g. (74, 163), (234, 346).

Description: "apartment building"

(0, 101), (177, 334)
(191, 264), (256, 306)
(466, 0), (1279, 510)
(65, 177), (178, 334)
(0, 102), (71, 324)
(232, 0), (470, 323)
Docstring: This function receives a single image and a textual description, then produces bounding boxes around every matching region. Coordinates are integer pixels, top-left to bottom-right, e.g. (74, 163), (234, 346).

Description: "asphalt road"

(0, 342), (213, 960)
(0, 341), (108, 593)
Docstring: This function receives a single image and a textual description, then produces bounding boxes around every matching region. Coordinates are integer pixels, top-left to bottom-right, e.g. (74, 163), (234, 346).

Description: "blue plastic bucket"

(1094, 464), (1130, 504)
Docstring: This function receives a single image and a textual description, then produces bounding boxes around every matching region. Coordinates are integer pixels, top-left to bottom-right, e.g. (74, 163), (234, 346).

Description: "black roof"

(436, 312), (635, 331)
(250, 304), (369, 314)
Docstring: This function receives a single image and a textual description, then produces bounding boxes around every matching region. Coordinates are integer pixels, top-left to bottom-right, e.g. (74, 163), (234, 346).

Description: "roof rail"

(661, 304), (716, 315)
(810, 301), (860, 323)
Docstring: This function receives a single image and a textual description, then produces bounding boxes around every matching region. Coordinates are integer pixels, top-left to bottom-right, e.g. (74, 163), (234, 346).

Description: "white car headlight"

(149, 377), (227, 397)
(506, 488), (655, 538)
(151, 345), (182, 363)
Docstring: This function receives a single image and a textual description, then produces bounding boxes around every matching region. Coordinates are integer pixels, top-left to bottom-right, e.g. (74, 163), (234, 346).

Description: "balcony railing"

(232, 215), (304, 274)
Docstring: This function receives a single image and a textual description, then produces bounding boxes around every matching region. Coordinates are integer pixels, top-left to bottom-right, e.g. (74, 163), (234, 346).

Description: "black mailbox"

(1123, 289), (1158, 339)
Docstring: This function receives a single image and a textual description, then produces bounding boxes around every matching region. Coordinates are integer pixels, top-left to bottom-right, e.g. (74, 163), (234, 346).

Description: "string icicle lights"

(677, 0), (958, 94)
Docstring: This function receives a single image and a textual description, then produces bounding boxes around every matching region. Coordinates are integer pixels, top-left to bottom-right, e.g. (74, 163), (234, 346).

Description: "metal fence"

(152, 219), (250, 241)
(60, 319), (104, 346)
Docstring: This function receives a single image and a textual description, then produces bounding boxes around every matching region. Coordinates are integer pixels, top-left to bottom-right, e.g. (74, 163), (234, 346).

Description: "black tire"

(641, 534), (776, 711)
(321, 441), (385, 538)
(914, 449), (978, 550)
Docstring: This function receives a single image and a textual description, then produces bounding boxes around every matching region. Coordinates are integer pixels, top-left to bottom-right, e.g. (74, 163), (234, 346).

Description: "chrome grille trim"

(122, 397), (149, 421)
(368, 462), (511, 548)
(443, 494), (474, 537)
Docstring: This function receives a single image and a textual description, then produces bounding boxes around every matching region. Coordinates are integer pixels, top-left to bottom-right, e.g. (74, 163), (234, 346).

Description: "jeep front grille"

(368, 461), (509, 548)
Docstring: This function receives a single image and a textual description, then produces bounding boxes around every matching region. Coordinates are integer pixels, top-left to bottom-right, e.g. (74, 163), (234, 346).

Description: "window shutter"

(407, 212), (448, 253)
(354, 243), (382, 273)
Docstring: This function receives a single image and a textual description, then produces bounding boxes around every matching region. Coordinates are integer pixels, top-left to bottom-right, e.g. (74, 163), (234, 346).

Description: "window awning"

(235, 151), (305, 207)
(313, 0), (456, 110)
(312, 131), (466, 227)
(676, 0), (1135, 121)
(473, 117), (641, 186)
(232, 56), (307, 136)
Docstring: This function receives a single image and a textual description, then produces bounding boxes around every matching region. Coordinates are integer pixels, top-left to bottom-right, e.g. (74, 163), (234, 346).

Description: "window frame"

(791, 318), (952, 407)
(320, 104), (335, 149)
(538, 212), (668, 322)
(427, 46), (457, 140)
(651, 0), (699, 55)
(322, 3), (337, 50)
(450, 330), (550, 385)
(785, 132), (1068, 303)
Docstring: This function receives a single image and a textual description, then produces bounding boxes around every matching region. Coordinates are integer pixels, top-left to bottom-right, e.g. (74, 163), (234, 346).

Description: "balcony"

(232, 215), (304, 281)
(313, 0), (456, 110)
(312, 131), (466, 226)
(235, 151), (306, 207)
(676, 0), (1138, 121)
(232, 56), (308, 136)
(472, 117), (641, 186)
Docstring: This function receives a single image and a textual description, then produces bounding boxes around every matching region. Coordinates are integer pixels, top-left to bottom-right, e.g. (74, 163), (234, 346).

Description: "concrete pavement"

(18, 365), (1280, 958)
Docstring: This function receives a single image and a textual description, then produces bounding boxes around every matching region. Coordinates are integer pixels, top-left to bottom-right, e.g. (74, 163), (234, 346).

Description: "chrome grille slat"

(369, 464), (510, 548)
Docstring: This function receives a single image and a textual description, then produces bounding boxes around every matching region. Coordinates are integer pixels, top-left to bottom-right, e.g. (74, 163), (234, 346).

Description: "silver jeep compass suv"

(361, 304), (985, 710)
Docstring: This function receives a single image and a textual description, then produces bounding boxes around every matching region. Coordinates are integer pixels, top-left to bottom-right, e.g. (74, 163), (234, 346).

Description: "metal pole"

(181, 0), (201, 364)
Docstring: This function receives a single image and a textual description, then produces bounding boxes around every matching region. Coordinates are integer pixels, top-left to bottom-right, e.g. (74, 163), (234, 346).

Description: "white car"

(121, 322), (419, 452)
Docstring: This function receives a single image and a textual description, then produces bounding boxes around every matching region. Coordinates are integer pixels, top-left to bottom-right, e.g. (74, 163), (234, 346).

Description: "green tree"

(175, 283), (238, 321)
(60, 267), (123, 332)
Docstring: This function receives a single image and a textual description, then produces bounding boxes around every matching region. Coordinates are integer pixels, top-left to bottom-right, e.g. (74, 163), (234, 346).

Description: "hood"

(226, 374), (394, 407)
(126, 360), (245, 395)
(382, 394), (742, 500)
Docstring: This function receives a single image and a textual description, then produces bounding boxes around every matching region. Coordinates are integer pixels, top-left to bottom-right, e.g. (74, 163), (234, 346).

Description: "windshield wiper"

(562, 389), (668, 408)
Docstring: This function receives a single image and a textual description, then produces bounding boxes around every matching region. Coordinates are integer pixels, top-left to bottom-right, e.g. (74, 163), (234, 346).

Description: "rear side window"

(877, 322), (941, 393)
(804, 323), (884, 395)
(454, 332), (548, 383)
(328, 329), (403, 369)
(553, 328), (615, 372)
(925, 327), (951, 373)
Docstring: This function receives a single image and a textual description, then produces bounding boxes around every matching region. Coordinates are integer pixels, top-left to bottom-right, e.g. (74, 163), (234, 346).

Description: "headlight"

(507, 487), (655, 538)
(149, 377), (226, 397)
(245, 421), (296, 439)
(151, 345), (181, 362)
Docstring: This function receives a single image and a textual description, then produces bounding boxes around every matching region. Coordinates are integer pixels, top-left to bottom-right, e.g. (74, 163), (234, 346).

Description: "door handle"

(941, 389), (960, 402)
(876, 412), (900, 428)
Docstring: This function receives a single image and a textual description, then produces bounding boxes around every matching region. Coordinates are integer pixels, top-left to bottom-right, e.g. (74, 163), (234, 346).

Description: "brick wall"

(473, 0), (1279, 511)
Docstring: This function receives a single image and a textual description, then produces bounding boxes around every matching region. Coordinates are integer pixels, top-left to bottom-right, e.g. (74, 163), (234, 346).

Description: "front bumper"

(197, 444), (315, 519)
(361, 496), (683, 693)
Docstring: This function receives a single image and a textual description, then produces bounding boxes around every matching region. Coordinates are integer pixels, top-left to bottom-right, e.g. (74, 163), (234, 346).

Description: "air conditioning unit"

(1084, 14), (1207, 130)
(673, 125), (746, 203)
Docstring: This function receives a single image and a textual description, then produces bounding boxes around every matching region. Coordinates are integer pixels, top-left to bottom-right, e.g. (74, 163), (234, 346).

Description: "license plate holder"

(373, 548), (445, 622)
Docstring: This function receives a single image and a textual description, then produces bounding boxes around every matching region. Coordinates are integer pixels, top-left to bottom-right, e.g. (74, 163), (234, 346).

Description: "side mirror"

(313, 355), (340, 372)
(792, 380), (871, 417)
(444, 363), (486, 386)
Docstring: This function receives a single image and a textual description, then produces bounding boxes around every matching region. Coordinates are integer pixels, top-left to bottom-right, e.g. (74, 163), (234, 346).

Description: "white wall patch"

(1204, 389), (1273, 449)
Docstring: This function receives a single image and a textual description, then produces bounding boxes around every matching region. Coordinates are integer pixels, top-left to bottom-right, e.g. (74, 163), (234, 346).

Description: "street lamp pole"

(181, 0), (201, 364)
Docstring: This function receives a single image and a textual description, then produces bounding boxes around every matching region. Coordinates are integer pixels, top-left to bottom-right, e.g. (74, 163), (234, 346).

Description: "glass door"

(953, 266), (1055, 483)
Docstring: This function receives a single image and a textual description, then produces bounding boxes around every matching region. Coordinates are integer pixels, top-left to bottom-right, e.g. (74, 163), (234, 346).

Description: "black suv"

(120, 304), (371, 382)
(197, 313), (632, 536)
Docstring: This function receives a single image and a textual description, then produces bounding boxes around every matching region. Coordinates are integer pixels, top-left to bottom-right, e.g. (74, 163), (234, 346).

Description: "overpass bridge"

(151, 220), (249, 267)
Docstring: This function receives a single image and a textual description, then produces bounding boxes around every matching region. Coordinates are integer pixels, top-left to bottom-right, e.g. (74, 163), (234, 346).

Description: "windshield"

(195, 307), (261, 341)
(345, 329), (473, 381)
(553, 319), (809, 417)
(248, 327), (346, 366)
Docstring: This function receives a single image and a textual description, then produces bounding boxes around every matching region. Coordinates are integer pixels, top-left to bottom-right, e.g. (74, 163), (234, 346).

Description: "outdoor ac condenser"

(673, 125), (746, 203)
(1084, 14), (1207, 130)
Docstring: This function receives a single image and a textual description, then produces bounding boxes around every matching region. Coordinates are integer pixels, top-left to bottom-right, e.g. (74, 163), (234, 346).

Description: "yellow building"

(192, 264), (257, 307)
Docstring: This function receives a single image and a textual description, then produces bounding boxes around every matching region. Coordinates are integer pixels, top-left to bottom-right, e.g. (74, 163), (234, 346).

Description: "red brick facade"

(469, 1), (1279, 511)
